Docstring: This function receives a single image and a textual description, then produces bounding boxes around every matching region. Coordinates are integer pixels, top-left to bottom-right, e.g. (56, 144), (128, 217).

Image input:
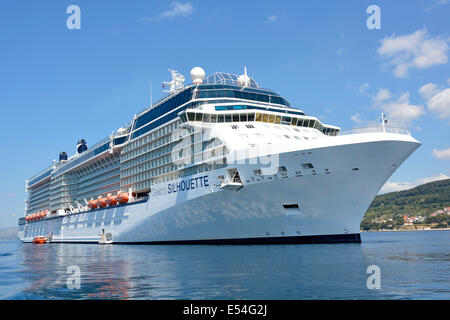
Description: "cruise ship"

(18, 67), (420, 244)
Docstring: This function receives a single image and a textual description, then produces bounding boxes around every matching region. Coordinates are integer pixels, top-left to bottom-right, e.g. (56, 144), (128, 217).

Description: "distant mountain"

(363, 178), (450, 220)
(0, 227), (18, 240)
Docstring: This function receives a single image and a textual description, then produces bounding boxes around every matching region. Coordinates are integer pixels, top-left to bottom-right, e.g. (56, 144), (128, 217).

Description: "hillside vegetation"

(361, 178), (450, 230)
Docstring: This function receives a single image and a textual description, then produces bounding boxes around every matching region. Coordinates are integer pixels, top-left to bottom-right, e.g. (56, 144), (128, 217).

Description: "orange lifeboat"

(33, 236), (47, 244)
(88, 199), (98, 209)
(105, 195), (117, 206)
(97, 197), (107, 208)
(116, 193), (129, 204)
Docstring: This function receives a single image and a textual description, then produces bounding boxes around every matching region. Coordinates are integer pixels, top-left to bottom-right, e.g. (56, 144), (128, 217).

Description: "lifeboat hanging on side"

(97, 197), (107, 208)
(105, 195), (117, 206)
(87, 199), (98, 210)
(116, 193), (129, 204)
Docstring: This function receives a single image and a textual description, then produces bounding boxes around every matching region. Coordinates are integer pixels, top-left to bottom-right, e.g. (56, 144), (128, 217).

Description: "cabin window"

(274, 115), (281, 124)
(240, 113), (247, 122)
(301, 163), (314, 169)
(255, 113), (262, 122)
(225, 114), (232, 122)
(203, 114), (211, 122)
(248, 113), (255, 122)
(232, 114), (240, 122)
(195, 113), (202, 122)
(218, 114), (225, 122)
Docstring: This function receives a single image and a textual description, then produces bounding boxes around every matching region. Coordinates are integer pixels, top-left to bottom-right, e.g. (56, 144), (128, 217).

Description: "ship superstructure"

(18, 67), (420, 244)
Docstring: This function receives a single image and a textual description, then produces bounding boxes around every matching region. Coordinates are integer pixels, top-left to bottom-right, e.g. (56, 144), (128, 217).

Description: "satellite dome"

(190, 67), (205, 84)
(237, 74), (251, 87)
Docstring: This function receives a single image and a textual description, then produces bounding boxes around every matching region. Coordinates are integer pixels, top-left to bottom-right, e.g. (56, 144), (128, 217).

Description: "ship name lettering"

(168, 175), (209, 194)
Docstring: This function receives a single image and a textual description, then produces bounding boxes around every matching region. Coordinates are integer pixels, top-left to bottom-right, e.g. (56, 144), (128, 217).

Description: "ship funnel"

(77, 139), (88, 154)
(59, 152), (68, 161)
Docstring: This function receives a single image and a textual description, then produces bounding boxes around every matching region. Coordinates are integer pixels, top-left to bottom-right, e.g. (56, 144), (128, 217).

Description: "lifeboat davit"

(105, 195), (117, 206)
(116, 193), (129, 204)
(33, 236), (47, 244)
(87, 200), (98, 209)
(97, 197), (107, 208)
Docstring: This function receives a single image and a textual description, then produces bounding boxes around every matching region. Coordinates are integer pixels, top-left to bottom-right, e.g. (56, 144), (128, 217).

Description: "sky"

(0, 0), (449, 227)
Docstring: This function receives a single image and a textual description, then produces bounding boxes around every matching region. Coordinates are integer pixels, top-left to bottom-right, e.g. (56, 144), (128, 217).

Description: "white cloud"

(358, 82), (370, 94)
(378, 29), (449, 78)
(141, 2), (194, 21)
(377, 92), (425, 127)
(428, 88), (450, 119)
(350, 114), (363, 124)
(0, 193), (16, 197)
(266, 14), (278, 23)
(419, 82), (439, 100)
(432, 147), (450, 159)
(336, 48), (345, 56)
(380, 173), (450, 194)
(419, 82), (450, 120)
(374, 88), (391, 102)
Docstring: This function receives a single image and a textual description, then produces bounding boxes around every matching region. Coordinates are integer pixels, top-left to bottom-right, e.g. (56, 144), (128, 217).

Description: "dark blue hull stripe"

(24, 233), (361, 245)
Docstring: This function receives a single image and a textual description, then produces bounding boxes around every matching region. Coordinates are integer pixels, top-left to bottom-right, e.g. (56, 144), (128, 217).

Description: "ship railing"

(27, 164), (54, 186)
(338, 126), (411, 136)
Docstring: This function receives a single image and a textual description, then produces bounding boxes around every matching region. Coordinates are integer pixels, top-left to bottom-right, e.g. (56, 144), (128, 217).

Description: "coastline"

(361, 227), (450, 233)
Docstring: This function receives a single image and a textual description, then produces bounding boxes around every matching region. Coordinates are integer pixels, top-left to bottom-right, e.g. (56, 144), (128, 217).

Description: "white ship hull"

(19, 132), (420, 244)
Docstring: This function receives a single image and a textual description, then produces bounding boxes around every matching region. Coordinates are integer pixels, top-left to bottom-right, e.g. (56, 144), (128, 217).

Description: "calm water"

(0, 231), (449, 299)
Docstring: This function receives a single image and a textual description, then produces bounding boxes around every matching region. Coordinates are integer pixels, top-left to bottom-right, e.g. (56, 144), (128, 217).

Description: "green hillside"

(361, 178), (450, 230)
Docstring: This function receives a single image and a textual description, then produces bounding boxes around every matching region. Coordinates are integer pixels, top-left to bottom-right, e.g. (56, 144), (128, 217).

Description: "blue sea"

(0, 231), (449, 300)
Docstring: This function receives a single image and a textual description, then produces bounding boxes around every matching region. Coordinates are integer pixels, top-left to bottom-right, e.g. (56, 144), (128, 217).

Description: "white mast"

(150, 80), (153, 108)
(381, 113), (387, 132)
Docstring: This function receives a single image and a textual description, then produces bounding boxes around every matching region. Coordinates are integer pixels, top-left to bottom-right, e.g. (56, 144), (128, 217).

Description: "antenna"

(150, 80), (153, 108)
(381, 113), (387, 132)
